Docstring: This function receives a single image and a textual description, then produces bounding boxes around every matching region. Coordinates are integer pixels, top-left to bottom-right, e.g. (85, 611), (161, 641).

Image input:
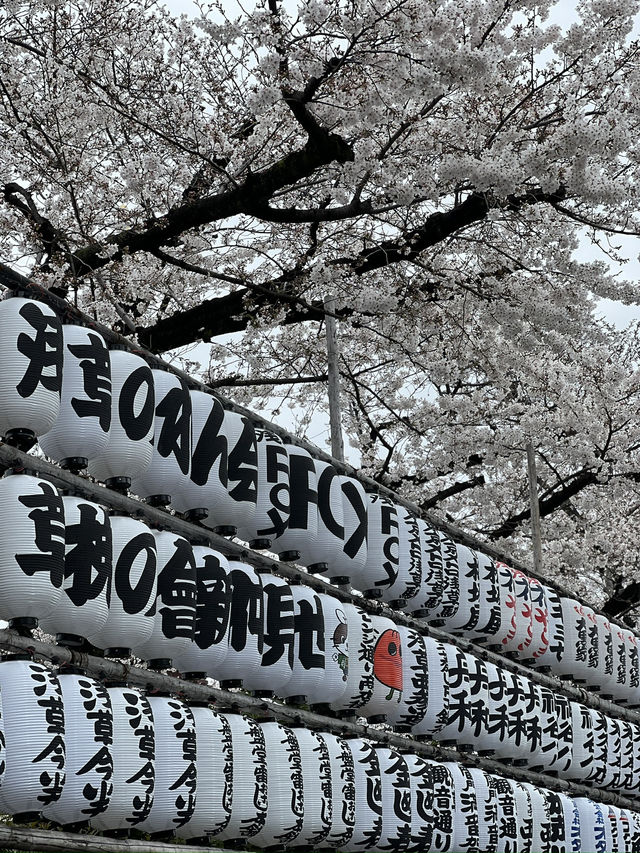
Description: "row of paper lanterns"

(0, 657), (636, 852)
(1, 294), (636, 701)
(3, 471), (640, 799)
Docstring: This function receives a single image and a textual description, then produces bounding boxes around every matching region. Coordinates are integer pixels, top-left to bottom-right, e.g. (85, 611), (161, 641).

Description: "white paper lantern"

(39, 325), (111, 470)
(249, 722), (304, 850)
(87, 349), (154, 490)
(386, 626), (428, 732)
(272, 444), (319, 563)
(543, 790), (567, 852)
(305, 593), (350, 708)
(582, 606), (601, 685)
(279, 584), (326, 703)
(380, 505), (422, 609)
(617, 722), (635, 792)
(493, 776), (518, 853)
(215, 714), (267, 843)
(426, 531), (460, 626)
(295, 728), (333, 848)
(522, 783), (550, 853)
(574, 798), (607, 853)
(511, 569), (534, 658)
(331, 605), (377, 714)
(41, 673), (113, 827)
(606, 805), (620, 853)
(130, 369), (191, 506)
(90, 686), (154, 831)
(0, 296), (62, 448)
(509, 779), (533, 853)
(560, 702), (593, 783)
(424, 761), (456, 853)
(39, 496), (111, 647)
(464, 654), (490, 752)
(528, 684), (558, 772)
(323, 733), (356, 850)
(357, 493), (399, 598)
(559, 793), (581, 853)
(626, 630), (640, 704)
(527, 578), (549, 662)
(135, 697), (197, 836)
(442, 544), (481, 634)
(555, 598), (590, 680)
(242, 571), (294, 697)
(411, 636), (449, 739)
(468, 768), (499, 853)
(618, 808), (633, 852)
(235, 426), (289, 548)
(433, 644), (471, 747)
(589, 709), (610, 787)
(603, 715), (622, 791)
(493, 563), (530, 654)
(358, 616), (403, 722)
(334, 474), (369, 586)
(178, 706), (232, 840)
(172, 546), (230, 679)
(205, 409), (258, 536)
(211, 560), (263, 688)
(550, 692), (573, 776)
(0, 472), (64, 629)
(170, 390), (225, 522)
(404, 754), (433, 853)
(468, 552), (502, 643)
(404, 519), (443, 618)
(87, 515), (157, 657)
(610, 622), (630, 702)
(133, 530), (196, 668)
(531, 584), (565, 671)
(343, 740), (382, 853)
(493, 672), (537, 762)
(375, 748), (412, 852)
(588, 613), (615, 696)
(449, 763), (481, 853)
(0, 659), (62, 819)
(478, 661), (509, 757)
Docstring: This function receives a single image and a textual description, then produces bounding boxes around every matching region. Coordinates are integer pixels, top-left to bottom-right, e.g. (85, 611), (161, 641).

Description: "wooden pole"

(526, 440), (544, 576)
(0, 823), (220, 853)
(324, 295), (345, 463)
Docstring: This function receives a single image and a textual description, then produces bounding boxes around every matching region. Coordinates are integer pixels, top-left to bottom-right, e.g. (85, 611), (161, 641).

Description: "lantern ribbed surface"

(130, 369), (191, 505)
(358, 615), (402, 720)
(386, 625), (428, 731)
(470, 552), (502, 643)
(333, 473), (368, 585)
(135, 696), (196, 835)
(39, 324), (111, 466)
(449, 763), (480, 853)
(39, 496), (112, 645)
(0, 659), (61, 818)
(90, 686), (154, 831)
(465, 653), (489, 752)
(444, 543), (480, 634)
(0, 472), (64, 624)
(179, 706), (232, 840)
(532, 584), (565, 670)
(358, 493), (399, 597)
(405, 519), (443, 617)
(170, 390), (225, 519)
(304, 593), (350, 707)
(0, 296), (62, 442)
(331, 604), (376, 713)
(323, 733), (355, 850)
(426, 761), (456, 853)
(404, 754), (433, 853)
(41, 673), (113, 827)
(412, 636), (449, 738)
(556, 598), (590, 680)
(212, 560), (263, 687)
(87, 350), (154, 485)
(344, 739), (382, 852)
(172, 546), (230, 678)
(87, 515), (157, 656)
(494, 777), (518, 853)
(272, 443), (319, 563)
(309, 460), (347, 576)
(245, 722), (301, 850)
(205, 409), (257, 536)
(279, 584), (326, 702)
(381, 504), (422, 608)
(242, 571), (294, 696)
(428, 531), (459, 625)
(589, 708), (610, 787)
(238, 426), (289, 548)
(376, 747), (411, 852)
(295, 727), (333, 847)
(434, 643), (470, 746)
(528, 577), (550, 662)
(494, 563), (527, 654)
(214, 716), (266, 843)
(133, 530), (196, 668)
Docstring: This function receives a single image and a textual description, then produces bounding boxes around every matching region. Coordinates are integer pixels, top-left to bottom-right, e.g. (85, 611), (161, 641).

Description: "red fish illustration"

(374, 628), (402, 701)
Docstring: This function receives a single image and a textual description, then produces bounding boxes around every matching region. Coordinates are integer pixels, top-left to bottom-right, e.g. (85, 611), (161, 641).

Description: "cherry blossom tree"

(1, 0), (640, 613)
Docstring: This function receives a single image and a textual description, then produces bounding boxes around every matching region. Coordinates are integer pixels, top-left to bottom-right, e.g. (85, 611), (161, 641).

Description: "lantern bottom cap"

(185, 508), (208, 522)
(307, 561), (329, 573)
(393, 724), (412, 733)
(61, 820), (90, 832)
(4, 428), (37, 451)
(147, 658), (172, 670)
(105, 476), (131, 493)
(363, 588), (383, 599)
(331, 575), (350, 586)
(388, 597), (407, 609)
(104, 647), (131, 658)
(150, 831), (176, 842)
(409, 608), (429, 618)
(214, 525), (237, 537)
(366, 714), (387, 724)
(146, 494), (171, 507)
(183, 836), (211, 845)
(284, 694), (306, 705)
(56, 632), (86, 649)
(309, 703), (336, 717)
(220, 679), (242, 689)
(249, 537), (271, 550)
(9, 616), (37, 632)
(12, 812), (42, 824)
(252, 689), (273, 698)
(102, 829), (130, 838)
(428, 618), (445, 627)
(60, 456), (88, 473)
(180, 671), (206, 680)
(278, 549), (301, 563)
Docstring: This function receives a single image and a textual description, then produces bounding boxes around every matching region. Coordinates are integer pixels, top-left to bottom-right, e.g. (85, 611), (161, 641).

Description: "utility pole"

(526, 440), (544, 575)
(324, 295), (345, 463)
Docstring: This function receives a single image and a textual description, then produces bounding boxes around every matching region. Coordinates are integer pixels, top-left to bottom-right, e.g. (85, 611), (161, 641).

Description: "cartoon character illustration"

(373, 628), (402, 701)
(332, 608), (348, 681)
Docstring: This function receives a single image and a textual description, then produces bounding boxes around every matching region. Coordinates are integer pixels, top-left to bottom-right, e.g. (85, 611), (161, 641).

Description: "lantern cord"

(0, 440), (636, 729)
(0, 822), (223, 853)
(0, 625), (638, 813)
(0, 263), (614, 621)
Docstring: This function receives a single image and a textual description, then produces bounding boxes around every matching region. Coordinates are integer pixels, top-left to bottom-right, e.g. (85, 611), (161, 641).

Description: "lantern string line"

(0, 263), (616, 625)
(0, 439), (636, 730)
(0, 625), (639, 815)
